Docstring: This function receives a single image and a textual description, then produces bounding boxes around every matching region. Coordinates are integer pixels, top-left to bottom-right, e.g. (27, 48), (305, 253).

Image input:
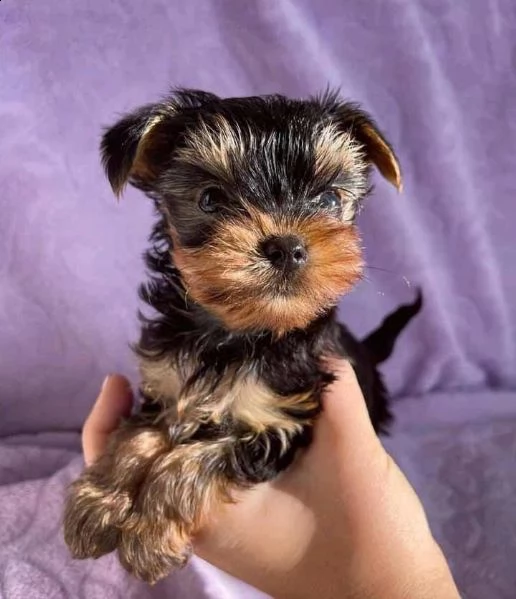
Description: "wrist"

(355, 539), (460, 599)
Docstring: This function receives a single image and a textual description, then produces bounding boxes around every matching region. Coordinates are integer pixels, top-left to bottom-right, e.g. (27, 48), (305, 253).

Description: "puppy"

(63, 89), (422, 583)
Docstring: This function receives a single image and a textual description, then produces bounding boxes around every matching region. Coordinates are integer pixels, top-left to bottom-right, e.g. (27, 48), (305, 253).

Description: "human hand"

(82, 375), (133, 467)
(83, 365), (460, 599)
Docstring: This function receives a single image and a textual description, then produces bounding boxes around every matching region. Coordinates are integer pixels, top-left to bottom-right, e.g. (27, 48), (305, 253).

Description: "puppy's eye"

(316, 189), (342, 211)
(198, 187), (226, 214)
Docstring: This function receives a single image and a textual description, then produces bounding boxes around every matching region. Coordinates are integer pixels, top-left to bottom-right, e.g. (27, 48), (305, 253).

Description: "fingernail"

(101, 375), (112, 392)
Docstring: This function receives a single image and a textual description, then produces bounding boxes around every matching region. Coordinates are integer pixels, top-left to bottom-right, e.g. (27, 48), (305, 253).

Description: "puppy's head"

(102, 89), (401, 334)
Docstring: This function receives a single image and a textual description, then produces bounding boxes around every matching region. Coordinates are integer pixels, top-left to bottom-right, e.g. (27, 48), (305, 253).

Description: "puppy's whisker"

(366, 265), (414, 288)
(366, 264), (396, 274)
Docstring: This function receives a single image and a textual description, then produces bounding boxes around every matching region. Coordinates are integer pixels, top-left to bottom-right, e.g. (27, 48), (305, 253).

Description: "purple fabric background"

(1, 1), (515, 597)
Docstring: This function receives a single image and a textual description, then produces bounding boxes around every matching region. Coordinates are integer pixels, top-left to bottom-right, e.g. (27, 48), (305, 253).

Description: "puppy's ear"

(100, 104), (173, 197)
(348, 109), (402, 192)
(320, 92), (402, 191)
(100, 89), (220, 197)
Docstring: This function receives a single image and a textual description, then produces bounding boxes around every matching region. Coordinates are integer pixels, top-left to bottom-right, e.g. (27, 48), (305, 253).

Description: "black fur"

(137, 213), (422, 482)
(101, 89), (381, 246)
(62, 89), (423, 584)
(109, 89), (420, 482)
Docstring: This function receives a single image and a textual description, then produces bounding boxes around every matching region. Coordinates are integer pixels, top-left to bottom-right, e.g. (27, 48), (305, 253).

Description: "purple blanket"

(1, 1), (515, 597)
(1, 397), (516, 598)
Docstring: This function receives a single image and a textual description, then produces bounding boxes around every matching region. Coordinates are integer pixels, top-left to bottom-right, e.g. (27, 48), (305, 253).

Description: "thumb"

(320, 359), (382, 451)
(82, 374), (133, 466)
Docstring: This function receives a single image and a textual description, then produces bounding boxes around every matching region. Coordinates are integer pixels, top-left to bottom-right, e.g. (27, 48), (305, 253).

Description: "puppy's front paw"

(63, 472), (131, 559)
(63, 425), (169, 561)
(118, 522), (193, 584)
(64, 424), (232, 583)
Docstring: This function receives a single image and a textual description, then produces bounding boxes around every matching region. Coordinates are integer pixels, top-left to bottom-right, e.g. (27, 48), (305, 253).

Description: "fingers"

(82, 374), (133, 466)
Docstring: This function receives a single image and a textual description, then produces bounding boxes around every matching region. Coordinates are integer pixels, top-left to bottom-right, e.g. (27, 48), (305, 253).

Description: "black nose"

(261, 235), (308, 270)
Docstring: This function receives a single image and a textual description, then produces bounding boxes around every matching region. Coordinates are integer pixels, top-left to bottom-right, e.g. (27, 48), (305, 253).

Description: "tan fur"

(129, 115), (166, 183)
(230, 377), (315, 432)
(175, 115), (249, 180)
(139, 354), (187, 404)
(114, 107), (179, 195)
(139, 355), (315, 447)
(66, 94), (400, 585)
(313, 124), (369, 222)
(360, 124), (403, 191)
(314, 124), (365, 179)
(64, 353), (317, 583)
(116, 436), (232, 581)
(174, 208), (363, 334)
(67, 170), (362, 583)
(64, 418), (233, 583)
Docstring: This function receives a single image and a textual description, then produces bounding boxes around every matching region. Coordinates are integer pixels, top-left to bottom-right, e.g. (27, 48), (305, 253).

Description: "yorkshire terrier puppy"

(63, 89), (422, 583)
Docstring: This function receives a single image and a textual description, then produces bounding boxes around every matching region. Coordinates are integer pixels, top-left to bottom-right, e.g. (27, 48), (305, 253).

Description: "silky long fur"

(64, 89), (422, 583)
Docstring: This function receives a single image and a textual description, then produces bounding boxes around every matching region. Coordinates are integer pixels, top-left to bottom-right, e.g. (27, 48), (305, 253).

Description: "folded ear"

(100, 104), (172, 197)
(100, 89), (220, 197)
(350, 112), (402, 192)
(322, 93), (402, 191)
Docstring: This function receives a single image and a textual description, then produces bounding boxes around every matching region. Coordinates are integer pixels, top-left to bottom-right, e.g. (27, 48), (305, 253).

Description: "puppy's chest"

(139, 354), (321, 435)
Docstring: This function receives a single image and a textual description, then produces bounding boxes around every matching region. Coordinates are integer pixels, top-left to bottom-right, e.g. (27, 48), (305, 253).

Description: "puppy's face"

(102, 90), (401, 334)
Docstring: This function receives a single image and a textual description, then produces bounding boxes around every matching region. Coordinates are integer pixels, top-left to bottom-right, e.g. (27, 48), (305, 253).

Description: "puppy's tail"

(363, 288), (423, 365)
